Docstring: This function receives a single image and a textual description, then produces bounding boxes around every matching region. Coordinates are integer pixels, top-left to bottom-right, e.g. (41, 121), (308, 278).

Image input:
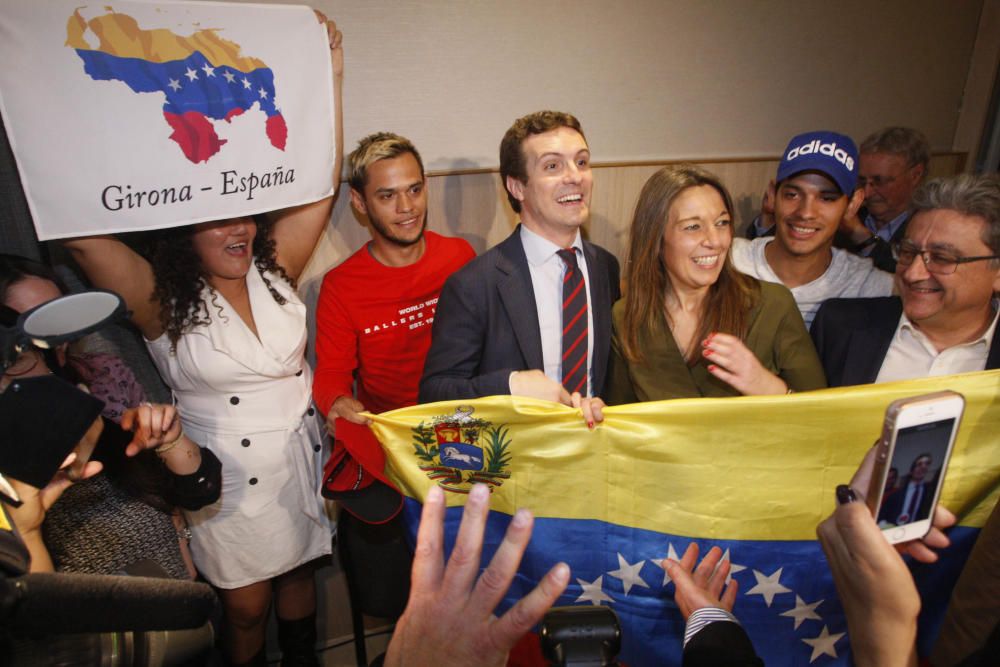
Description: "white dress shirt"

(876, 304), (999, 383)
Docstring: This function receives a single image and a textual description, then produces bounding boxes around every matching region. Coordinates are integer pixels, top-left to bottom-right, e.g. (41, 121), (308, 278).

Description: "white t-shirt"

(730, 237), (894, 329)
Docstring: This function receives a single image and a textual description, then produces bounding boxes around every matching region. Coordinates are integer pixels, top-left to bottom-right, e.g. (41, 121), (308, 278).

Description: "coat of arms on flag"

(369, 370), (1000, 666)
(0, 1), (336, 240)
(412, 406), (513, 492)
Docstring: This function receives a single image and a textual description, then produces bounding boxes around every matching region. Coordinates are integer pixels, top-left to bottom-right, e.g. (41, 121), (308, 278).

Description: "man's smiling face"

(507, 126), (592, 245)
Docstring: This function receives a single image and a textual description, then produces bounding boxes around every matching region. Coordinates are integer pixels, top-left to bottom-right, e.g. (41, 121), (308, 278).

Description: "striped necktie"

(557, 248), (588, 395)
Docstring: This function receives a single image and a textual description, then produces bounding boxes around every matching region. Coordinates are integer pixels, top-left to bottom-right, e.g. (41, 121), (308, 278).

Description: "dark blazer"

(810, 297), (1000, 387)
(878, 477), (934, 525)
(419, 226), (621, 403)
(683, 621), (764, 667)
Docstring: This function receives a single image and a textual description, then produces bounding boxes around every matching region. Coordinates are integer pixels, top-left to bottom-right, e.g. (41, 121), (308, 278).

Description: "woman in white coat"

(64, 16), (343, 667)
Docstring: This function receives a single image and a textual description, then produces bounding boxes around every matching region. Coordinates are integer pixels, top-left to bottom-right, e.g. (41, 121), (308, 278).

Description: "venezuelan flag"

(369, 370), (1000, 666)
(65, 9), (285, 163)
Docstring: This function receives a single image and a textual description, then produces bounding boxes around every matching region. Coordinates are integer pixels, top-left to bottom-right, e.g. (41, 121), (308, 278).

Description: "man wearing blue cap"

(731, 130), (894, 329)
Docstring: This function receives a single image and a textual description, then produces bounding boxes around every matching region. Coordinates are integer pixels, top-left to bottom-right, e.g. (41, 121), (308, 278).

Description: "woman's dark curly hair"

(149, 216), (294, 349)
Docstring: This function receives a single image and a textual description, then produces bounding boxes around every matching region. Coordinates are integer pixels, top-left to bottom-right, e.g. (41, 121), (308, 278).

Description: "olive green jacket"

(606, 280), (826, 404)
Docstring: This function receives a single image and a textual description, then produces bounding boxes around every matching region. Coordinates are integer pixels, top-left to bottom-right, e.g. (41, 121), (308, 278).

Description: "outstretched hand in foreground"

(384, 483), (570, 667)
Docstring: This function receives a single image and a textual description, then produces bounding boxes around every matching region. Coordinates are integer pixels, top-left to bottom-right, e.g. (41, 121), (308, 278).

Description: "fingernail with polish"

(836, 484), (858, 505)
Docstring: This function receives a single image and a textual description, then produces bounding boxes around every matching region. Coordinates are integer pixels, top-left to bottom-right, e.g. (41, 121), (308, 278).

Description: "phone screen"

(875, 417), (954, 529)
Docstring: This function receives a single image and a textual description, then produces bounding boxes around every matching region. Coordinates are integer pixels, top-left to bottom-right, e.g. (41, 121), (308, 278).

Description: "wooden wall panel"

(302, 152), (967, 299)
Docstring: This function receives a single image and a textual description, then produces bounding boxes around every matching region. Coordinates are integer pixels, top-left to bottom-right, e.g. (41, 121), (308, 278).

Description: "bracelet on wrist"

(156, 433), (185, 455)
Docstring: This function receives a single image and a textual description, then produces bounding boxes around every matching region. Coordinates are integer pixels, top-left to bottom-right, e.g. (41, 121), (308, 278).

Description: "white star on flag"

(608, 553), (649, 595)
(780, 595), (823, 629)
(575, 576), (613, 606)
(802, 625), (845, 662)
(242, 77), (251, 89)
(258, 87), (268, 99)
(657, 543), (680, 585)
(746, 567), (792, 607)
(201, 63), (215, 77)
(719, 548), (747, 584)
(167, 78), (181, 92)
(184, 67), (198, 81)
(223, 71), (236, 83)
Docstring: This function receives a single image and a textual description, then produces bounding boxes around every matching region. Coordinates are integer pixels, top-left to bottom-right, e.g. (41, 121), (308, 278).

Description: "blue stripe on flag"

(73, 49), (279, 118)
(403, 499), (980, 666)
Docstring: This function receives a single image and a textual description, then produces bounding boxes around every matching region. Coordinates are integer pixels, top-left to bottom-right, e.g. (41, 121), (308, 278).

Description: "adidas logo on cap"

(786, 139), (855, 171)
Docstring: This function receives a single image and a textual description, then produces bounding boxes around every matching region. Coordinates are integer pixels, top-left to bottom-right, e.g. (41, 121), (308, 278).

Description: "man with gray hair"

(837, 126), (931, 272)
(812, 173), (1000, 386)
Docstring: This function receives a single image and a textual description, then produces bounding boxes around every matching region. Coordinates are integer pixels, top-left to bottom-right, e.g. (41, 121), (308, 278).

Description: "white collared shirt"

(876, 304), (999, 383)
(519, 224), (595, 396)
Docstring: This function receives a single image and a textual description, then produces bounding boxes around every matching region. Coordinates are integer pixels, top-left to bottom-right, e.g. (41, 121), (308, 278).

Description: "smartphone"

(867, 391), (964, 544)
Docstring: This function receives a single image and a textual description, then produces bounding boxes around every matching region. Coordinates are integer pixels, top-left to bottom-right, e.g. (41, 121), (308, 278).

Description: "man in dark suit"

(812, 173), (1000, 387)
(419, 111), (620, 405)
(835, 127), (930, 273)
(878, 453), (935, 527)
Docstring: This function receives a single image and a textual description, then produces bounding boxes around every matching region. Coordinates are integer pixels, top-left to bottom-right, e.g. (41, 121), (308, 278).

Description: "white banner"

(0, 1), (335, 240)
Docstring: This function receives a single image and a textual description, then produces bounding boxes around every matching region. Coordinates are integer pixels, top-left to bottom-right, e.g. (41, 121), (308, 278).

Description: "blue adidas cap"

(776, 131), (859, 196)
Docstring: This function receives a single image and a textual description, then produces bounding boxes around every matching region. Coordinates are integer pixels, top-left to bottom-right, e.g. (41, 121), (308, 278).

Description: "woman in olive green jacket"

(606, 165), (826, 404)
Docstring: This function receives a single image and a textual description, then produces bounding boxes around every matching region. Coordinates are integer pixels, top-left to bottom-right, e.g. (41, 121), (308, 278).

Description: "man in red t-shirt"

(313, 132), (474, 523)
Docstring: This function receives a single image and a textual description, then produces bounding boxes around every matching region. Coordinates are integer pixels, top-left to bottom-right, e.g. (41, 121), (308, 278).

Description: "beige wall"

(318, 0), (982, 168)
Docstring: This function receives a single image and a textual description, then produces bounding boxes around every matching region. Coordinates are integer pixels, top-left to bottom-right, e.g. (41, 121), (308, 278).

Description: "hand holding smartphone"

(866, 391), (964, 544)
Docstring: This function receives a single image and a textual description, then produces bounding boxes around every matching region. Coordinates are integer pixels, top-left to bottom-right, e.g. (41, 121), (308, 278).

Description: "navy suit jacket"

(878, 476), (934, 526)
(683, 621), (764, 666)
(811, 297), (1000, 387)
(419, 226), (621, 403)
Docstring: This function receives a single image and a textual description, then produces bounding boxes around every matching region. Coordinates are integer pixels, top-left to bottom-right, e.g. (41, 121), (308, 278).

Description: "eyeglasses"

(858, 174), (899, 189)
(858, 163), (920, 190)
(893, 242), (1000, 275)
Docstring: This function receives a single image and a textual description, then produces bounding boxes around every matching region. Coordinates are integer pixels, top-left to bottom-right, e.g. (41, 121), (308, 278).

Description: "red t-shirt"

(313, 231), (475, 417)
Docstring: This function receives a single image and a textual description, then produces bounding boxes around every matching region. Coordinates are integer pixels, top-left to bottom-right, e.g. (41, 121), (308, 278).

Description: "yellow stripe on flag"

(368, 370), (1000, 541)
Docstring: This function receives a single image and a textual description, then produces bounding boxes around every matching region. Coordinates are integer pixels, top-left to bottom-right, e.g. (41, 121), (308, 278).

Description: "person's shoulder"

(829, 249), (895, 294)
(427, 230), (472, 250)
(611, 296), (626, 321)
(754, 278), (800, 315)
(729, 237), (762, 269)
(427, 231), (477, 261)
(731, 236), (752, 251)
(582, 240), (621, 284)
(321, 242), (372, 285)
(815, 296), (900, 328)
(830, 246), (885, 274)
(442, 238), (509, 287)
(757, 277), (793, 302)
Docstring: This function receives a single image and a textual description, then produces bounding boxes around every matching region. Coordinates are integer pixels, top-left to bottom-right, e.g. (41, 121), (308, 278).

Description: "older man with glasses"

(811, 173), (1000, 386)
(836, 127), (931, 272)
